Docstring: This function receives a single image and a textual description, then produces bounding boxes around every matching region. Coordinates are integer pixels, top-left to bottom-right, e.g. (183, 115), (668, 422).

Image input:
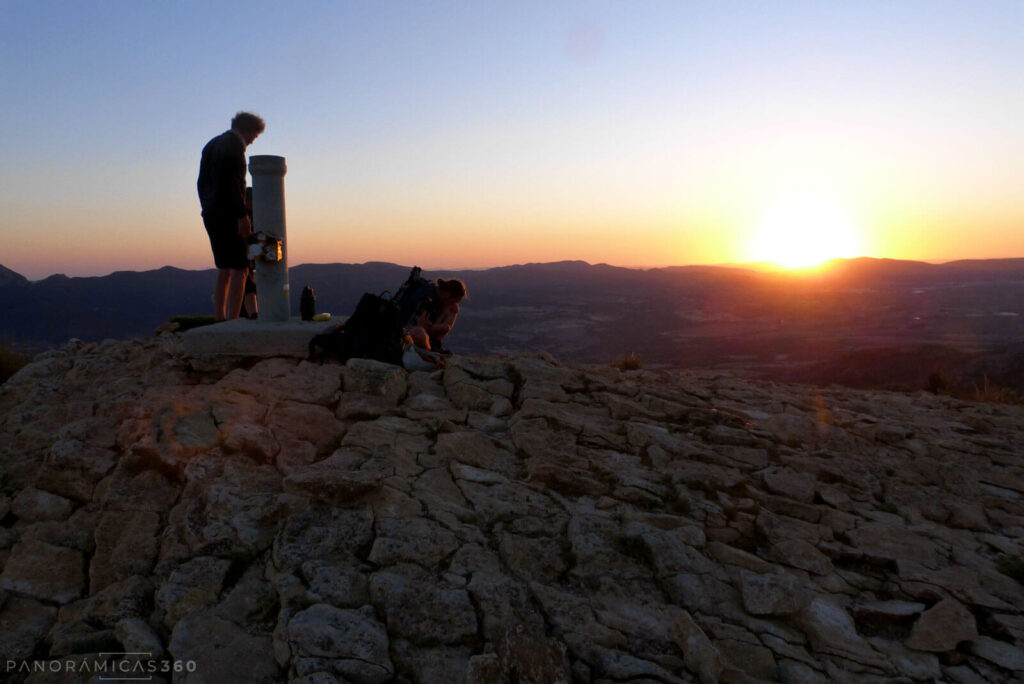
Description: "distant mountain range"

(0, 264), (29, 287)
(3, 258), (1024, 393)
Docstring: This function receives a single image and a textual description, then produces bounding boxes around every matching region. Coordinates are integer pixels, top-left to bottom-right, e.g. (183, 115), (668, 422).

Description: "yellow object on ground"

(312, 313), (331, 322)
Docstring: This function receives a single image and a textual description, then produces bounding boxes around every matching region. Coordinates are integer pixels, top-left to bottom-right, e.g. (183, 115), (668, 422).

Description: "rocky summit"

(1, 336), (1023, 684)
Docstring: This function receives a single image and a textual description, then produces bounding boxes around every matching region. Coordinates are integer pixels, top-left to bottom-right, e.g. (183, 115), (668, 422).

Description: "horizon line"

(6, 254), (1024, 283)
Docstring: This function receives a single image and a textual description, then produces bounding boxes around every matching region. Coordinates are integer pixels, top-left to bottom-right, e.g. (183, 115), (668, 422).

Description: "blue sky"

(2, 1), (1022, 279)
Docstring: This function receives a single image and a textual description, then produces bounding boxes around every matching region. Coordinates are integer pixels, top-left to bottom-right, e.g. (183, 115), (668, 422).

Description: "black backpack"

(308, 266), (433, 366)
(392, 266), (431, 314)
(309, 293), (404, 365)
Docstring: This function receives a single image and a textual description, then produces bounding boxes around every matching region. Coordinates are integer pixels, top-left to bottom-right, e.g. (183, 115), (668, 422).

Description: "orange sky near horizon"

(9, 196), (1023, 281)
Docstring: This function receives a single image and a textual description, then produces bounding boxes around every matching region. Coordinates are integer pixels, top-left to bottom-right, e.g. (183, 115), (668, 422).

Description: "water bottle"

(300, 285), (316, 321)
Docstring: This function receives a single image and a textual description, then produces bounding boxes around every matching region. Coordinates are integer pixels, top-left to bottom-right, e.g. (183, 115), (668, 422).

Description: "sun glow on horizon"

(747, 194), (863, 269)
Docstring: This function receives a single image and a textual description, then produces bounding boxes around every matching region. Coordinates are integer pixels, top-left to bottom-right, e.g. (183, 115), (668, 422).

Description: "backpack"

(300, 285), (317, 320)
(309, 292), (405, 365)
(308, 267), (428, 365)
(392, 266), (432, 318)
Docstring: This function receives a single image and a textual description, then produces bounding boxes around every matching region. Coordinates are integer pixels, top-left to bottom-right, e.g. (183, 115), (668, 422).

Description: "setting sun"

(748, 195), (863, 269)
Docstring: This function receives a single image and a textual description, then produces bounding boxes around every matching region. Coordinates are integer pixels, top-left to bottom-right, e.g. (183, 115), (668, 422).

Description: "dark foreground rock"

(0, 335), (1022, 682)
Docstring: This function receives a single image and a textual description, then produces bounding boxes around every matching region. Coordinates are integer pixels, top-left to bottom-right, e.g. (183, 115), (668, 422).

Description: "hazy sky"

(2, 1), (1022, 279)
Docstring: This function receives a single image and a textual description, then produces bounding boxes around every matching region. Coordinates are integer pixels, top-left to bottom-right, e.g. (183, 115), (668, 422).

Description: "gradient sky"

(2, 1), (1022, 280)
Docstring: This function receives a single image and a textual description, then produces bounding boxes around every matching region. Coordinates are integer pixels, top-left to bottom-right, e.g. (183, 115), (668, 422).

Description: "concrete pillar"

(249, 155), (289, 321)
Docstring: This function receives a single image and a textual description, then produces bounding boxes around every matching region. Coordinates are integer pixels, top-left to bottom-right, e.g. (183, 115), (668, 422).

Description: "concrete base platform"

(181, 318), (339, 360)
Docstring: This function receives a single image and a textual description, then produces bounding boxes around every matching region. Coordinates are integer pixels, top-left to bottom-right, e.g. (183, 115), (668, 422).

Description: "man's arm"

(225, 135), (249, 220)
(418, 302), (459, 338)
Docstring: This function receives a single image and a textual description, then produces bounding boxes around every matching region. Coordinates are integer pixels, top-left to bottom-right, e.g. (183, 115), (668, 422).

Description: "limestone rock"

(391, 641), (473, 684)
(367, 516), (459, 569)
(344, 358), (407, 405)
(0, 596), (58, 660)
(491, 623), (572, 684)
(221, 422), (279, 462)
(114, 617), (166, 660)
(776, 658), (829, 684)
(288, 604), (394, 683)
(155, 556), (232, 628)
(220, 357), (342, 405)
(757, 412), (829, 448)
(272, 506), (374, 571)
(708, 541), (774, 574)
(172, 410), (220, 449)
(169, 457), (286, 556)
(866, 637), (940, 681)
(302, 559), (370, 608)
(95, 465), (180, 513)
(435, 430), (518, 476)
(10, 488), (74, 522)
(529, 582), (629, 658)
(794, 597), (889, 669)
(0, 540), (85, 604)
(968, 635), (1024, 672)
(341, 416), (431, 458)
(19, 518), (94, 553)
(526, 457), (609, 497)
(769, 538), (834, 575)
(947, 501), (991, 532)
(466, 653), (503, 684)
(711, 623), (777, 681)
(567, 514), (660, 583)
(852, 599), (925, 624)
(370, 566), (478, 645)
(467, 570), (546, 643)
(283, 450), (394, 506)
(905, 598), (978, 652)
(674, 610), (724, 684)
(2, 339), (1024, 683)
(47, 620), (120, 657)
(269, 400), (344, 456)
(444, 366), (503, 410)
(90, 510), (161, 592)
(761, 466), (817, 503)
(58, 575), (154, 627)
(451, 461), (508, 485)
(169, 610), (280, 683)
(594, 597), (722, 683)
(34, 438), (117, 502)
(402, 390), (467, 423)
(738, 570), (813, 616)
(499, 532), (567, 583)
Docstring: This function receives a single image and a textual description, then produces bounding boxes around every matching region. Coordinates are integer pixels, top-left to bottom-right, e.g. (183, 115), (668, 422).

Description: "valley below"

(3, 257), (1024, 396)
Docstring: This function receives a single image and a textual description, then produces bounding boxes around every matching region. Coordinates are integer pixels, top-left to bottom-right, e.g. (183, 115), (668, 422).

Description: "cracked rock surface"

(1, 336), (1023, 683)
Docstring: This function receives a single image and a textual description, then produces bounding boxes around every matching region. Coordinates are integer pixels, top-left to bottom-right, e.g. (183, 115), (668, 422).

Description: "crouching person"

(401, 278), (467, 371)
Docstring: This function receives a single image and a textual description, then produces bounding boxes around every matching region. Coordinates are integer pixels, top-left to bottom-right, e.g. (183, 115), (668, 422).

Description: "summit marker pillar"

(249, 155), (289, 322)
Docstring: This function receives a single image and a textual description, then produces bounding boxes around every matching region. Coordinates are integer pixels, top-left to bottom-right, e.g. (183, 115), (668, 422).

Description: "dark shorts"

(203, 214), (248, 270)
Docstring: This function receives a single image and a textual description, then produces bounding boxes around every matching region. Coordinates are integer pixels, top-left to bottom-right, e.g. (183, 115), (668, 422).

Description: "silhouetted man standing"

(197, 111), (265, 320)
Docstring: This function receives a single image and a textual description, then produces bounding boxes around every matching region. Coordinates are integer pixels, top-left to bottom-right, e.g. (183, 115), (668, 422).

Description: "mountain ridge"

(3, 257), (1023, 397)
(6, 255), (1024, 285)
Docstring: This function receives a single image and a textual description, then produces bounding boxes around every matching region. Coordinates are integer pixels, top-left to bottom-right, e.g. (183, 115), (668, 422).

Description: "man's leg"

(226, 268), (247, 320)
(243, 292), (258, 319)
(243, 268), (258, 318)
(213, 269), (232, 320)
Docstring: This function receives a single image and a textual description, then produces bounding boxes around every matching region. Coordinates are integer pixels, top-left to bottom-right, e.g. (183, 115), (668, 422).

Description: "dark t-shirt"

(197, 130), (247, 219)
